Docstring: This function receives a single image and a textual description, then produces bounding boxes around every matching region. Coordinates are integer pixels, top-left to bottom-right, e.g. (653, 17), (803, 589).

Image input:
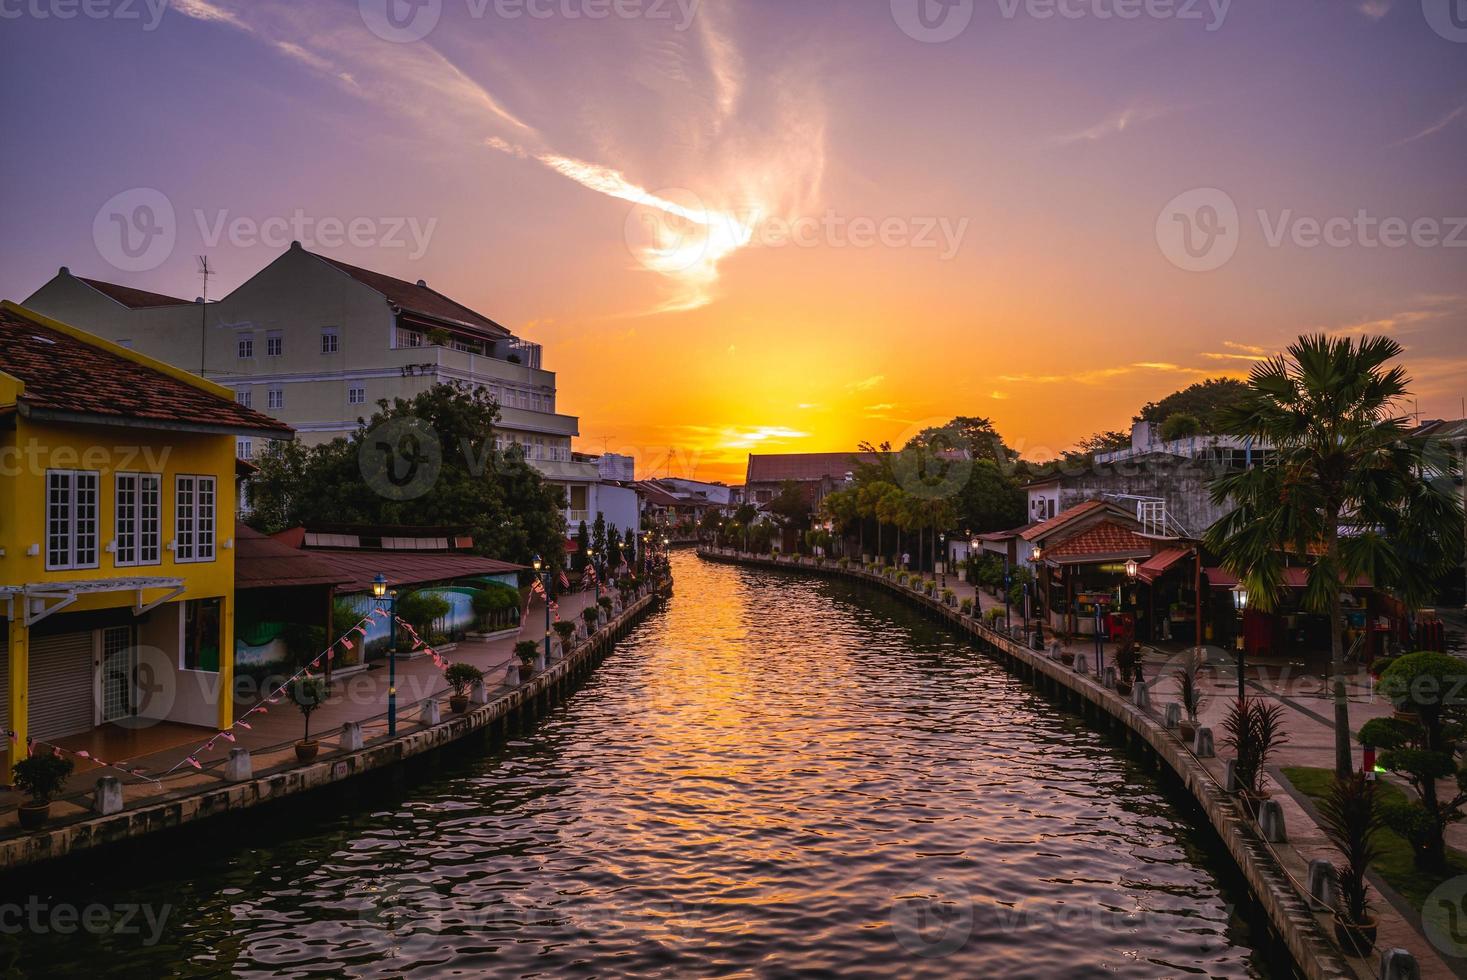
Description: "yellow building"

(1, 301), (292, 774)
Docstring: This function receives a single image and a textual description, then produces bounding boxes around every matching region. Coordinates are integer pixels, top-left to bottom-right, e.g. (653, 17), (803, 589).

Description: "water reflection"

(5, 554), (1279, 978)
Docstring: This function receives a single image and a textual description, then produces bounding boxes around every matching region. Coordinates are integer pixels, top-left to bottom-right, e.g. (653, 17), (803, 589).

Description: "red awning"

(1138, 547), (1192, 584)
(1204, 567), (1372, 590)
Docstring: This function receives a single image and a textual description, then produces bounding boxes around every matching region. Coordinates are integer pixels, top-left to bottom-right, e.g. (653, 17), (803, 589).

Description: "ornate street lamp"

(372, 573), (398, 736)
(1232, 583), (1249, 702)
(1124, 558), (1139, 580)
(533, 554), (552, 663)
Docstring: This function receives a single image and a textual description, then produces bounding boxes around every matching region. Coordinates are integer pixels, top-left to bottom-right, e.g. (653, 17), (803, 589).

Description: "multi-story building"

(23, 244), (602, 528)
(1, 301), (292, 771)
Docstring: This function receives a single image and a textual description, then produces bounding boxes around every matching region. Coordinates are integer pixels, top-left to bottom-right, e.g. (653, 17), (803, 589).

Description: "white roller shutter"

(29, 631), (94, 741)
(0, 633), (8, 735)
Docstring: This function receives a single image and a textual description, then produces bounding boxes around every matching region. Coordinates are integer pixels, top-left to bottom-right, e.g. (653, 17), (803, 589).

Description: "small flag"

(342, 638), (354, 650)
(186, 756), (201, 770)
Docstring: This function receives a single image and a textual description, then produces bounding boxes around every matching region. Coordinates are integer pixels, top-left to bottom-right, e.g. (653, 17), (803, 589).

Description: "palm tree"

(1205, 335), (1463, 778)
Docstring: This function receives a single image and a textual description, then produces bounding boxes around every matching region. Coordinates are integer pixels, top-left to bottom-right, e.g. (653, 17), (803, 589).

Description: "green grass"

(1282, 766), (1467, 913)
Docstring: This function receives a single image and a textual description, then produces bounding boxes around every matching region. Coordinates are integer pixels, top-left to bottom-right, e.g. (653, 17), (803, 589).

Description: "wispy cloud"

(1051, 105), (1169, 146)
(864, 402), (895, 411)
(988, 390), (1008, 400)
(1387, 101), (1467, 148)
(1356, 0), (1391, 20)
(846, 375), (885, 392)
(998, 362), (1213, 385)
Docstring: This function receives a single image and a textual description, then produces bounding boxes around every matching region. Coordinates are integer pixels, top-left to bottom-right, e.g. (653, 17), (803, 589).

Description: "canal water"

(5, 554), (1288, 978)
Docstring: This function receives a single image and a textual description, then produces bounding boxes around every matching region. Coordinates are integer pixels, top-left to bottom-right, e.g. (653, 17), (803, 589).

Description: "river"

(4, 553), (1288, 978)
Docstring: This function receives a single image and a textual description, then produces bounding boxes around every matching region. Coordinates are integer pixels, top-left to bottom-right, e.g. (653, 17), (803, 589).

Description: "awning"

(0, 577), (185, 625)
(1203, 567), (1373, 590)
(1138, 547), (1193, 584)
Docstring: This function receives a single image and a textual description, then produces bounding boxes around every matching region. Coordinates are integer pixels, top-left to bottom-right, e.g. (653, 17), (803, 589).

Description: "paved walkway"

(724, 549), (1462, 978)
(0, 586), (607, 830)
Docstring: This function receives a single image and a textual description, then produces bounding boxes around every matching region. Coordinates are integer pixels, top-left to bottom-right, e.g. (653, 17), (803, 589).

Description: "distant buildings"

(743, 452), (878, 509)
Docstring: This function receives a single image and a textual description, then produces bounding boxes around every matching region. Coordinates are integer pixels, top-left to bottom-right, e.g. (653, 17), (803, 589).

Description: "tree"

(954, 459), (1025, 534)
(767, 480), (814, 535)
(1158, 412), (1203, 441)
(1137, 377), (1250, 431)
(244, 382), (567, 570)
(1205, 335), (1464, 778)
(905, 416), (1015, 467)
(574, 520), (590, 572)
(591, 512), (608, 560)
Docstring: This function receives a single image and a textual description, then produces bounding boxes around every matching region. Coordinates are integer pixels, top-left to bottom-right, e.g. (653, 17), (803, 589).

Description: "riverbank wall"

(0, 580), (670, 874)
(698, 549), (1353, 980)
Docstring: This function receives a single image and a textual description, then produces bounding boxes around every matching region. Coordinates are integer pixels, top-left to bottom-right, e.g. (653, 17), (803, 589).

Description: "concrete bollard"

(1102, 666), (1118, 689)
(1074, 653), (1090, 675)
(339, 720), (364, 751)
(1193, 727), (1215, 758)
(421, 698), (441, 725)
(1164, 703), (1181, 729)
(1379, 948), (1420, 980)
(1307, 859), (1338, 909)
(92, 776), (124, 815)
(224, 748), (252, 782)
(1131, 681), (1151, 710)
(1259, 799), (1286, 842)
(471, 678), (490, 705)
(1224, 758), (1241, 793)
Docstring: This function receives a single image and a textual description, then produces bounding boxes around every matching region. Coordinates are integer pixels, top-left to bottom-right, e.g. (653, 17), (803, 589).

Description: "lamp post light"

(372, 573), (398, 737)
(1003, 557), (1012, 631)
(533, 554), (552, 663)
(939, 533), (947, 587)
(1232, 584), (1249, 702)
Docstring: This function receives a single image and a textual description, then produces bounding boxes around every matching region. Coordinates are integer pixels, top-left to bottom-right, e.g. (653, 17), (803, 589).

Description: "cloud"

(864, 402), (895, 411)
(1387, 102), (1467, 148)
(988, 390), (1008, 400)
(997, 362), (1213, 385)
(1356, 0), (1391, 19)
(846, 375), (885, 392)
(1051, 105), (1169, 146)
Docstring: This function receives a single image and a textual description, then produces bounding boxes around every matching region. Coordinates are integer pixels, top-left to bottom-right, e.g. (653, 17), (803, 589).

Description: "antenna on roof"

(197, 256), (214, 374)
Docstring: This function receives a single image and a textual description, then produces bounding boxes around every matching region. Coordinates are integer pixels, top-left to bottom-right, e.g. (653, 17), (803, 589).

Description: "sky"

(1, 0), (1465, 485)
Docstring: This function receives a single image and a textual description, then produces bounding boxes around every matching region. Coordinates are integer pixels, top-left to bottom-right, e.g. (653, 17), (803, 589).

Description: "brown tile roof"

(745, 452), (881, 484)
(311, 250), (511, 339)
(76, 276), (189, 309)
(1021, 500), (1115, 542)
(1044, 521), (1155, 562)
(305, 548), (524, 593)
(632, 481), (683, 507)
(235, 527), (350, 590)
(0, 302), (293, 437)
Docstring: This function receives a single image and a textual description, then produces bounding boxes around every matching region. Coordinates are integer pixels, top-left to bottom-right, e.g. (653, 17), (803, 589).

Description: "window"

(348, 385), (366, 405)
(266, 331), (283, 357)
(182, 597), (222, 672)
(237, 335), (254, 359)
(175, 475), (216, 562)
(118, 339), (133, 349)
(237, 439), (253, 460)
(755, 489), (772, 503)
(115, 473), (161, 567)
(46, 469), (99, 570)
(320, 327), (339, 354)
(267, 388), (284, 410)
(235, 389), (252, 408)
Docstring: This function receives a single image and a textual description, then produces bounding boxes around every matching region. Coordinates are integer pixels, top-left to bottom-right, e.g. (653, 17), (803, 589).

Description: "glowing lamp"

(371, 573), (388, 599)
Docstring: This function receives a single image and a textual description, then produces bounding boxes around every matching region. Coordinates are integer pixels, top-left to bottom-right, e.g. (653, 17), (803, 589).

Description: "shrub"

(444, 662), (483, 697)
(1175, 648), (1209, 722)
(397, 590), (451, 645)
(553, 621), (577, 644)
(1115, 638), (1143, 685)
(12, 752), (72, 805)
(1318, 773), (1383, 929)
(514, 640), (540, 665)
(959, 597), (974, 615)
(597, 596), (614, 612)
(983, 607), (1004, 624)
(289, 675), (329, 743)
(582, 607), (600, 627)
(1222, 698), (1289, 796)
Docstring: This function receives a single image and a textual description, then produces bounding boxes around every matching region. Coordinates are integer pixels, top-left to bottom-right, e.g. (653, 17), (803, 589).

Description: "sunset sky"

(2, 0), (1464, 485)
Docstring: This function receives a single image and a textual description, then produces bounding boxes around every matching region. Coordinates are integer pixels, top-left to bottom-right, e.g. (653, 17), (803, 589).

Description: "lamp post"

(939, 533), (947, 587)
(1003, 557), (1012, 631)
(1232, 584), (1248, 702)
(372, 573), (398, 737)
(533, 554), (552, 663)
(1030, 546), (1045, 641)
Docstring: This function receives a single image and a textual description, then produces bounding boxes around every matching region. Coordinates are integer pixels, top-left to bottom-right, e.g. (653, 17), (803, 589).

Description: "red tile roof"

(1203, 567), (1372, 590)
(303, 548), (525, 593)
(311, 249), (511, 339)
(0, 303), (294, 437)
(76, 276), (189, 309)
(235, 527), (350, 590)
(745, 452), (882, 484)
(1044, 521), (1155, 562)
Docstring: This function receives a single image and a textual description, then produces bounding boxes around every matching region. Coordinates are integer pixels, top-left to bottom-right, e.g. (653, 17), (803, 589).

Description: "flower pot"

(1060, 652), (1076, 666)
(1178, 720), (1198, 741)
(295, 739), (319, 763)
(1116, 681), (1134, 697)
(17, 801), (50, 830)
(450, 694), (470, 713)
(517, 662), (535, 683)
(1333, 913), (1377, 956)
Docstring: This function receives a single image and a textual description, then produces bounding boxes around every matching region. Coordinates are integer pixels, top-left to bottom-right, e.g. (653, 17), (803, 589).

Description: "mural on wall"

(338, 575), (521, 659)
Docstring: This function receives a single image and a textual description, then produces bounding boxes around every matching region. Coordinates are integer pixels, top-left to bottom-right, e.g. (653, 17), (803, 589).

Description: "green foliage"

(574, 521), (591, 572)
(289, 675), (329, 741)
(959, 597), (974, 614)
(281, 622), (327, 667)
(1136, 377), (1250, 430)
(243, 382), (568, 570)
(1318, 773), (1384, 926)
(582, 606), (600, 626)
(470, 583), (518, 628)
(444, 662), (483, 697)
(597, 596), (614, 612)
(553, 620), (577, 642)
(12, 752), (73, 804)
(1175, 648), (1209, 721)
(1115, 638), (1142, 684)
(768, 480), (814, 532)
(1222, 697), (1289, 795)
(514, 640), (540, 665)
(1158, 412), (1204, 440)
(397, 590), (451, 644)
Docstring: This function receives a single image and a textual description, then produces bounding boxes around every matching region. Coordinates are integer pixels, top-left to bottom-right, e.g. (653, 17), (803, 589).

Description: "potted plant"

(1055, 627), (1076, 666)
(1115, 639), (1142, 697)
(553, 620), (577, 651)
(1222, 697), (1289, 802)
(514, 640), (539, 682)
(290, 675), (329, 762)
(582, 606), (600, 633)
(1319, 773), (1383, 956)
(444, 662), (483, 713)
(959, 597), (974, 615)
(11, 751), (73, 829)
(597, 596), (614, 617)
(941, 588), (956, 606)
(1176, 648), (1208, 740)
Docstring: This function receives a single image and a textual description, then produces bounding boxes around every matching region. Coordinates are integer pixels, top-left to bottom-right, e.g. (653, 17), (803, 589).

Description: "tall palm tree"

(1205, 335), (1463, 778)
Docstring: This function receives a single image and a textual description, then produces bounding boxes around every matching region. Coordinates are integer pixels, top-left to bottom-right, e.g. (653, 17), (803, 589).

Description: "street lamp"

(1232, 584), (1249, 702)
(533, 554), (552, 663)
(938, 533), (947, 587)
(1124, 558), (1139, 581)
(1003, 557), (1012, 631)
(372, 573), (399, 737)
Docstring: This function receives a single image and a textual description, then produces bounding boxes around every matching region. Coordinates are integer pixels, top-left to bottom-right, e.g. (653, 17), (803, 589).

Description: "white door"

(29, 631), (94, 742)
(99, 626), (136, 723)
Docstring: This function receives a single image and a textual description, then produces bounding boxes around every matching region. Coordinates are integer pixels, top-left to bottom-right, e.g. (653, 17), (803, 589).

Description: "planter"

(1178, 720), (1198, 741)
(517, 663), (535, 683)
(1060, 652), (1076, 666)
(1333, 913), (1377, 957)
(17, 802), (50, 830)
(1115, 681), (1134, 697)
(295, 739), (320, 763)
(449, 694), (470, 713)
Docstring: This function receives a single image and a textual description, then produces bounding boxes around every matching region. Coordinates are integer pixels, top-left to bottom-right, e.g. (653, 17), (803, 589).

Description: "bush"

(12, 752), (72, 804)
(597, 596), (614, 612)
(514, 640), (540, 665)
(960, 597), (974, 615)
(582, 607), (600, 627)
(553, 621), (577, 644)
(1318, 773), (1384, 929)
(289, 675), (330, 742)
(1223, 698), (1289, 795)
(444, 662), (483, 697)
(397, 590), (450, 645)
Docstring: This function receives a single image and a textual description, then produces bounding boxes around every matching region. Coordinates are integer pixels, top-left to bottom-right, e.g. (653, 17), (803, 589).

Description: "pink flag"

(342, 638), (354, 650)
(186, 756), (202, 770)
(237, 721), (252, 730)
(77, 750), (92, 759)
